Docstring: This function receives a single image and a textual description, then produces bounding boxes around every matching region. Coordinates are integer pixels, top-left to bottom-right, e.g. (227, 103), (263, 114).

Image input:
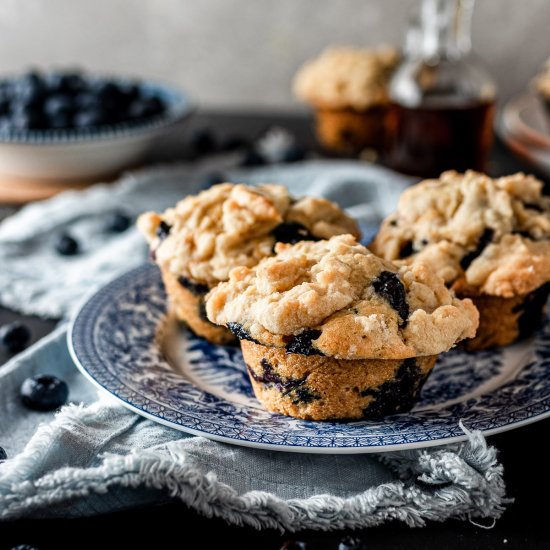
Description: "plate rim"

(496, 115), (550, 176)
(68, 264), (550, 454)
(502, 93), (550, 150)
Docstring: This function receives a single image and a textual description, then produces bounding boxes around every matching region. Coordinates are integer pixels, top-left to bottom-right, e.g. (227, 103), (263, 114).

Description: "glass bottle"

(384, 0), (497, 178)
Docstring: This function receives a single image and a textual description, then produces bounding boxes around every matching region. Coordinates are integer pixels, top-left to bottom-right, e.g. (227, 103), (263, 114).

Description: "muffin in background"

(371, 170), (550, 350)
(293, 46), (399, 154)
(206, 235), (478, 420)
(138, 183), (360, 345)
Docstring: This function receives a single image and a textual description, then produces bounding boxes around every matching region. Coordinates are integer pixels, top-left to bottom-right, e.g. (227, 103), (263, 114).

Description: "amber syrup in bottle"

(384, 0), (497, 178)
(385, 97), (495, 177)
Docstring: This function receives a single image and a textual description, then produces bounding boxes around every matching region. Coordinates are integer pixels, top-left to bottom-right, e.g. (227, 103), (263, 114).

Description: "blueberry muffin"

(293, 46), (399, 154)
(371, 170), (550, 350)
(206, 235), (478, 420)
(138, 183), (360, 344)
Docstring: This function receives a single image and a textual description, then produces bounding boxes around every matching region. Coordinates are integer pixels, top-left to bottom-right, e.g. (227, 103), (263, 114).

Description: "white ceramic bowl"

(0, 81), (192, 182)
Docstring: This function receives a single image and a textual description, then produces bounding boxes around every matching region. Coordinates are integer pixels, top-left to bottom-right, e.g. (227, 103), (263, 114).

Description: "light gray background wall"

(0, 0), (548, 109)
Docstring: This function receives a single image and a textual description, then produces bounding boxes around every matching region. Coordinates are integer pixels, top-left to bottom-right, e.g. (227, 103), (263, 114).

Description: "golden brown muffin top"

(293, 46), (399, 111)
(137, 183), (360, 287)
(370, 170), (550, 298)
(206, 235), (478, 359)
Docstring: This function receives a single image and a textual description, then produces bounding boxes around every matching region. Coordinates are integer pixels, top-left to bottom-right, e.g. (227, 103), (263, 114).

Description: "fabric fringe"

(0, 403), (510, 530)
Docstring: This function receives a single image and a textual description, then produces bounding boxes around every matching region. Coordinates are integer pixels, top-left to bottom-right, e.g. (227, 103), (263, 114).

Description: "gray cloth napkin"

(0, 160), (411, 319)
(0, 161), (508, 528)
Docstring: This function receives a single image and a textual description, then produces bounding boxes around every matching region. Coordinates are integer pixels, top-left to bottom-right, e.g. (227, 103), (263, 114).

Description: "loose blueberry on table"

(338, 536), (364, 550)
(54, 232), (79, 255)
(105, 210), (132, 233)
(0, 69), (167, 133)
(281, 144), (306, 163)
(0, 446), (7, 461)
(239, 148), (266, 166)
(189, 128), (217, 155)
(0, 321), (31, 353)
(200, 172), (226, 188)
(20, 374), (69, 412)
(220, 134), (248, 151)
(255, 126), (306, 163)
(279, 542), (307, 550)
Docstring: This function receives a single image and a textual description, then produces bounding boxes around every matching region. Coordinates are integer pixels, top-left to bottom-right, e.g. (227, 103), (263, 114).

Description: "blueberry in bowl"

(0, 68), (192, 183)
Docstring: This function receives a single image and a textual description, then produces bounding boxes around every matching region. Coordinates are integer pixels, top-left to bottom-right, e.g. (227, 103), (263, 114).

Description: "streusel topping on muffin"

(206, 235), (478, 359)
(293, 46), (399, 111)
(370, 170), (550, 297)
(138, 183), (360, 287)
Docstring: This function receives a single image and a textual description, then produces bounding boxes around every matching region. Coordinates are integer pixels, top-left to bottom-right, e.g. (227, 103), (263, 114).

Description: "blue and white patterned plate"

(69, 264), (550, 454)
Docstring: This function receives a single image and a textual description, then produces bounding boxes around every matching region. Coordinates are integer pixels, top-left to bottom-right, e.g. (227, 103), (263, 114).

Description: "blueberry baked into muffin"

(371, 170), (550, 350)
(293, 46), (399, 153)
(206, 235), (478, 420)
(138, 183), (360, 345)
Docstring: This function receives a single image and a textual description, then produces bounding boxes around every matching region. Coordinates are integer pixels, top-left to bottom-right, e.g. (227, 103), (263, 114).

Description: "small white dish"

(0, 81), (192, 182)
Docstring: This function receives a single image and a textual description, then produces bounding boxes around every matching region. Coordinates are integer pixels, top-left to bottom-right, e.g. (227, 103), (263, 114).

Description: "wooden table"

(2, 111), (549, 550)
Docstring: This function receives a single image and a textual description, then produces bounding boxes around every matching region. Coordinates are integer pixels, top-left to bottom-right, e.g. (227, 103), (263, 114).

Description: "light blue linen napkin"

(0, 162), (509, 528)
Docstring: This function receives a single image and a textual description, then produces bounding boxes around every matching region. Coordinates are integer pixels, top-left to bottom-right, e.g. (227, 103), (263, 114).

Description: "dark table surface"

(1, 111), (549, 550)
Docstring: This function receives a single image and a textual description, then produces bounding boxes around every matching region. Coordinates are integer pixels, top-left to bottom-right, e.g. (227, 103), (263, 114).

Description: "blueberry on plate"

(0, 446), (7, 461)
(105, 211), (132, 233)
(0, 322), (31, 353)
(54, 232), (79, 255)
(20, 374), (69, 412)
